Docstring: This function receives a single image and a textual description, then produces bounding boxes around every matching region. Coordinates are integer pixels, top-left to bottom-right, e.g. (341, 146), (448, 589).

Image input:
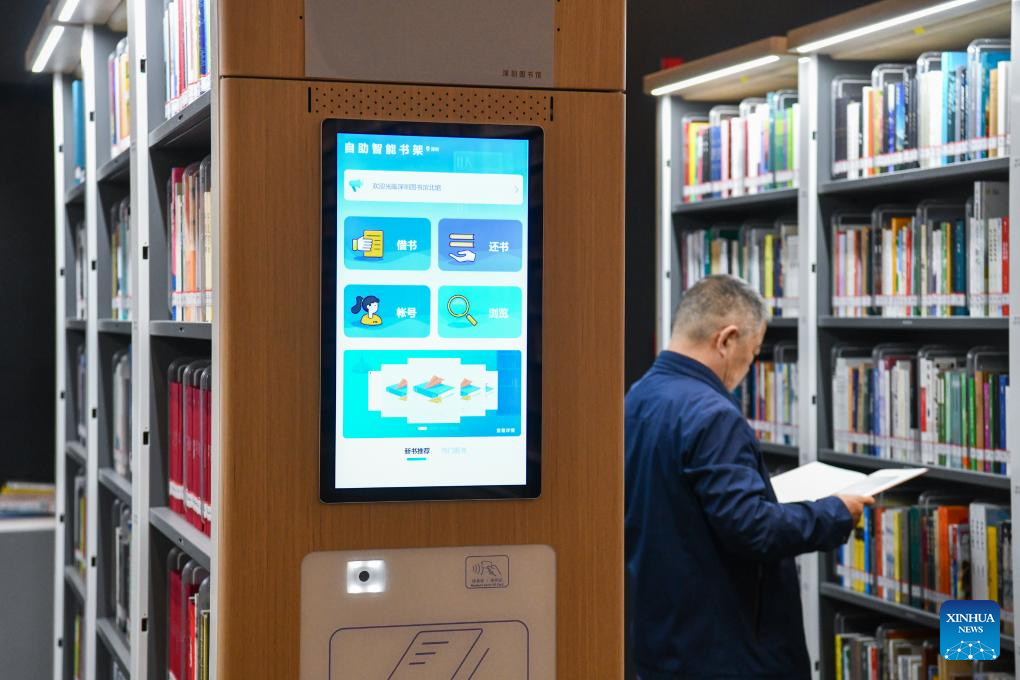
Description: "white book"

(969, 503), (1010, 601)
(847, 101), (861, 180)
(999, 61), (1011, 157)
(720, 119), (731, 198)
(969, 215), (987, 316)
(928, 72), (944, 168)
(988, 217), (1002, 316)
(730, 117), (746, 197)
(918, 72), (930, 169)
(833, 358), (850, 441)
(771, 462), (926, 504)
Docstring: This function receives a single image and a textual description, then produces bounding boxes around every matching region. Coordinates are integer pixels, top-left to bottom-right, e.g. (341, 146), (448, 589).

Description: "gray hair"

(672, 274), (767, 343)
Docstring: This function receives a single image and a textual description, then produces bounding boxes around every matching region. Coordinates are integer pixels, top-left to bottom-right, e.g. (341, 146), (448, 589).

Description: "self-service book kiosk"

(303, 120), (552, 678)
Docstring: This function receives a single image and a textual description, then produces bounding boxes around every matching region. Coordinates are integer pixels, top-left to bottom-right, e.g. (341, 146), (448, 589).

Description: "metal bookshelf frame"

(40, 1), (219, 678)
(649, 2), (1019, 677)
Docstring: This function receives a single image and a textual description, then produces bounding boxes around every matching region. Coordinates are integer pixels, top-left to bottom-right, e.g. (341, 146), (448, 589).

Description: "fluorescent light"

(650, 55), (783, 97)
(57, 0), (80, 22)
(31, 25), (65, 73)
(795, 0), (979, 53)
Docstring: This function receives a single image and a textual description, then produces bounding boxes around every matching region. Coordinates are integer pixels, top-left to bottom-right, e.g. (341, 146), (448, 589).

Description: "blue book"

(951, 219), (967, 315)
(942, 52), (968, 162)
(862, 506), (873, 594)
(414, 381), (453, 399)
(895, 82), (906, 156)
(198, 0), (207, 81)
(386, 383), (408, 398)
(72, 79), (85, 183)
(460, 384), (479, 398)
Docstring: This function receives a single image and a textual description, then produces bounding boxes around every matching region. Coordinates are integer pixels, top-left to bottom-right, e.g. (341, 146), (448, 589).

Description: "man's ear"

(717, 324), (740, 352)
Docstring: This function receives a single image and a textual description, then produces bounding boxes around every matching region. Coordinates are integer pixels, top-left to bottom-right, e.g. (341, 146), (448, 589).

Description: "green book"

(967, 374), (976, 469)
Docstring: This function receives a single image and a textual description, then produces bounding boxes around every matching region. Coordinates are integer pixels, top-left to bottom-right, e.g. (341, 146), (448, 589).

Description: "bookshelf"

(30, 0), (215, 678)
(647, 0), (1018, 677)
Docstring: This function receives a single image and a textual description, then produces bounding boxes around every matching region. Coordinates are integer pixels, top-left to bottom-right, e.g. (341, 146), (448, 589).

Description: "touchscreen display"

(321, 121), (542, 501)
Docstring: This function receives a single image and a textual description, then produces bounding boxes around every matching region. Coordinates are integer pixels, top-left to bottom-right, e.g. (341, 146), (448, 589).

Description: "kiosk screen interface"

(321, 120), (542, 502)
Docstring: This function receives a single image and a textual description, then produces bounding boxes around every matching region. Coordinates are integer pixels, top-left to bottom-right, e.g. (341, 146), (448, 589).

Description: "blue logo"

(349, 178), (363, 192)
(940, 600), (1000, 660)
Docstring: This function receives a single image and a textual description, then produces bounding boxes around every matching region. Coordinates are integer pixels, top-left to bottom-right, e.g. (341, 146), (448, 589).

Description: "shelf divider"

(149, 507), (211, 570)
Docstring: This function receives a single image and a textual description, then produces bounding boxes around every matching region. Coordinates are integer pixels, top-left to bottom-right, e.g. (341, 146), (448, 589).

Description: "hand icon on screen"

(449, 250), (476, 263)
(354, 236), (374, 252)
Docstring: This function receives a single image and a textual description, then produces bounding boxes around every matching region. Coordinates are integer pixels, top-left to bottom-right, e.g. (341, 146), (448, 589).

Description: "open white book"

(770, 461), (927, 504)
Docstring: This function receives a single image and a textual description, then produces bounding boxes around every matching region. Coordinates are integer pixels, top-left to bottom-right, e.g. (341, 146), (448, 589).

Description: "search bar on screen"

(343, 169), (523, 205)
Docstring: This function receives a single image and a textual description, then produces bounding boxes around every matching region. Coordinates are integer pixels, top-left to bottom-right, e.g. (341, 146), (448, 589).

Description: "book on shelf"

(72, 78), (85, 185)
(834, 494), (1014, 636)
(162, 0), (212, 118)
(830, 182), (1009, 318)
(168, 358), (212, 536)
(679, 90), (799, 202)
(831, 40), (1011, 179)
(736, 341), (798, 446)
(108, 36), (130, 157)
(111, 498), (130, 635)
(112, 347), (131, 480)
(110, 197), (131, 320)
(832, 344), (1009, 475)
(0, 481), (54, 518)
(74, 219), (87, 319)
(168, 157), (213, 322)
(679, 218), (798, 318)
(832, 613), (1013, 679)
(73, 471), (86, 576)
(168, 548), (211, 680)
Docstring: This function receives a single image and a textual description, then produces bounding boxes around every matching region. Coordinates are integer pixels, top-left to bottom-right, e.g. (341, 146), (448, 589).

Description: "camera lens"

(359, 570), (370, 583)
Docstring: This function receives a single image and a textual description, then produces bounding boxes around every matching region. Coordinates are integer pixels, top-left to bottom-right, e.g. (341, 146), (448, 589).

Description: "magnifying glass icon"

(446, 295), (478, 326)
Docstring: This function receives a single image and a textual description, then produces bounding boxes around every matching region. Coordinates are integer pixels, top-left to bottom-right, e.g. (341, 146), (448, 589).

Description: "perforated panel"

(311, 85), (551, 124)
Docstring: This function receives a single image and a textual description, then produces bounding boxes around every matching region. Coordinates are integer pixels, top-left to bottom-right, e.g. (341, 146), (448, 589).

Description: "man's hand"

(836, 494), (875, 523)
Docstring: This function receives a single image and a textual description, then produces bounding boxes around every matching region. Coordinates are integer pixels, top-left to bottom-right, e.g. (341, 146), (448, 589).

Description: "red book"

(168, 552), (183, 680)
(168, 360), (188, 516)
(184, 364), (201, 530)
(201, 368), (212, 537)
(936, 506), (969, 595)
(1003, 217), (1010, 316)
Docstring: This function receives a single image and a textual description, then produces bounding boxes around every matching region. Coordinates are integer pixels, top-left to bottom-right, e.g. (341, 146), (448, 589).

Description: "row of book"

(108, 37), (130, 157)
(0, 481), (54, 518)
(832, 41), (1011, 179)
(168, 358), (212, 536)
(832, 344), (1009, 475)
(162, 0), (212, 118)
(168, 548), (210, 680)
(681, 92), (799, 202)
(678, 219), (799, 317)
(835, 498), (1014, 632)
(73, 471), (86, 578)
(168, 158), (212, 322)
(109, 498), (130, 637)
(111, 348), (131, 480)
(736, 343), (798, 446)
(109, 197), (131, 320)
(833, 612), (1012, 680)
(831, 182), (1009, 318)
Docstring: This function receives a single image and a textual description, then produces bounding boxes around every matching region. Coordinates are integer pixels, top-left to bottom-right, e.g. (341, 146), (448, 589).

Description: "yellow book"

(835, 634), (844, 680)
(854, 517), (865, 593)
(763, 234), (775, 300)
(764, 364), (774, 442)
(686, 122), (708, 187)
(989, 525), (999, 604)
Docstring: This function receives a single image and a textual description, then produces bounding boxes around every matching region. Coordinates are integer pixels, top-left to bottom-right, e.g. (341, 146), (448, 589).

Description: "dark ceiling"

(2, 0), (55, 86)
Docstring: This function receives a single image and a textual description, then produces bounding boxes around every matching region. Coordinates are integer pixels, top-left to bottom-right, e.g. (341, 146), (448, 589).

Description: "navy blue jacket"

(625, 351), (852, 679)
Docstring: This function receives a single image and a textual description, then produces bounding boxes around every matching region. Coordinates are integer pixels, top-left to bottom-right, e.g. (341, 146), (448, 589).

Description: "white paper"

(770, 461), (927, 504)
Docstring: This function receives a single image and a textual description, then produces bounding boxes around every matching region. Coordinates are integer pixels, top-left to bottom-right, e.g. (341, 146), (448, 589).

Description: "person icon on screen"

(351, 295), (382, 326)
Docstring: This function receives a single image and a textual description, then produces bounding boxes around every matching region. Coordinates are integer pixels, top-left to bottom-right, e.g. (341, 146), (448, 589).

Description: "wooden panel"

(218, 77), (624, 678)
(218, 0), (625, 91)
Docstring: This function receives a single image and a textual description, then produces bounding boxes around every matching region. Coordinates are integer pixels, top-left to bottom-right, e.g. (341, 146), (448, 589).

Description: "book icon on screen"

(414, 375), (454, 402)
(352, 229), (384, 259)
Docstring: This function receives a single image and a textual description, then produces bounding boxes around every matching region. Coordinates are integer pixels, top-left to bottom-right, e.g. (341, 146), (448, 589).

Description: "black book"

(834, 95), (850, 178)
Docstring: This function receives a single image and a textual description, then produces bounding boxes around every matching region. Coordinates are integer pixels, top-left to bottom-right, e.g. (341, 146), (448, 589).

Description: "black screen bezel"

(320, 118), (544, 503)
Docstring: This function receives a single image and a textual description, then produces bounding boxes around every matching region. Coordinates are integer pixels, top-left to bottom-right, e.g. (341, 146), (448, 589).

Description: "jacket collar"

(654, 350), (736, 403)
